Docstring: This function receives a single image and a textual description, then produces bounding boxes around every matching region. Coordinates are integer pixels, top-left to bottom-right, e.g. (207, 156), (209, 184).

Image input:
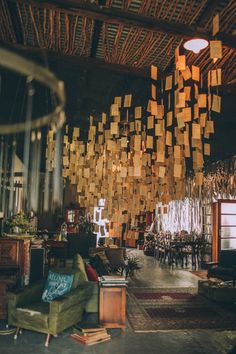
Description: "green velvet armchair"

(7, 255), (99, 347)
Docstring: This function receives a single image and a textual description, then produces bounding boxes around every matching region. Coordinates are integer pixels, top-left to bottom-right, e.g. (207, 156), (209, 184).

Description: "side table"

(99, 286), (126, 330)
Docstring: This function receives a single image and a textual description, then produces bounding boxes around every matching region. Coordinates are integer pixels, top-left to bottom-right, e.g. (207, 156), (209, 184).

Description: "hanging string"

(43, 159), (50, 212)
(43, 85), (51, 213)
(42, 84), (53, 213)
(29, 130), (42, 212)
(0, 137), (4, 208)
(8, 138), (16, 214)
(23, 78), (34, 211)
(1, 141), (9, 218)
(52, 128), (63, 209)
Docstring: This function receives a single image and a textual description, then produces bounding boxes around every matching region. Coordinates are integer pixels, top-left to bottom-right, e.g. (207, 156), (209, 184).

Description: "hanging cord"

(22, 79), (34, 211)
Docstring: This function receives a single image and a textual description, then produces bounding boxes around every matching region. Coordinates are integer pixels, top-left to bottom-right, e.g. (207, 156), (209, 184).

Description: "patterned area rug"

(127, 287), (236, 332)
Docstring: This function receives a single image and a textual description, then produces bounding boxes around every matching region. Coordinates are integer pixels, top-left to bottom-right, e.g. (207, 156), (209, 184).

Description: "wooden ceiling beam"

(163, 0), (221, 72)
(6, 0), (236, 50)
(90, 0), (104, 58)
(0, 40), (151, 79)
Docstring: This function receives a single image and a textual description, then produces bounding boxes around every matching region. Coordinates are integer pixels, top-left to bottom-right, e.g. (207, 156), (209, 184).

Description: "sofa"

(207, 249), (236, 286)
(7, 254), (98, 347)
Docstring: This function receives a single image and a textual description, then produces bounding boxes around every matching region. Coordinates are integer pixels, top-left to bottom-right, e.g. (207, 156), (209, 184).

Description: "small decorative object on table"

(78, 213), (95, 234)
(5, 211), (34, 235)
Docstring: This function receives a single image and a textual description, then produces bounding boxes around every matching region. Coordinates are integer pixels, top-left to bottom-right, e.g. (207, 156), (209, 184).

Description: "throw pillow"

(91, 250), (110, 264)
(90, 255), (111, 276)
(85, 263), (99, 281)
(105, 248), (126, 266)
(72, 254), (88, 281)
(42, 270), (74, 302)
(89, 248), (110, 263)
(50, 268), (84, 289)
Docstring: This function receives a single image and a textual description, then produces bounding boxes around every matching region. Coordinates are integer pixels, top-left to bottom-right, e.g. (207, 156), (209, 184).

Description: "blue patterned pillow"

(42, 271), (74, 302)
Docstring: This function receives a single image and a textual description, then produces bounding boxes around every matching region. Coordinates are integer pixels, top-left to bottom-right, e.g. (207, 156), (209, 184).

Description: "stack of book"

(99, 275), (128, 287)
(71, 325), (110, 346)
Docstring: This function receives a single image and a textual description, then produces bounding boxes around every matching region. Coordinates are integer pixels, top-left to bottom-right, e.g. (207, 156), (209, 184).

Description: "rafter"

(6, 0), (236, 50)
(163, 0), (222, 72)
(90, 0), (104, 58)
(0, 40), (151, 78)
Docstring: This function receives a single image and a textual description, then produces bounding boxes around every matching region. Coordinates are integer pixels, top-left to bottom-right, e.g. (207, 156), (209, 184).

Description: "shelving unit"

(212, 199), (236, 261)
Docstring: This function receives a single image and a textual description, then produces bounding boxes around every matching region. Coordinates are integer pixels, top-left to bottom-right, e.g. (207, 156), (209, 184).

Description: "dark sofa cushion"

(209, 266), (235, 278)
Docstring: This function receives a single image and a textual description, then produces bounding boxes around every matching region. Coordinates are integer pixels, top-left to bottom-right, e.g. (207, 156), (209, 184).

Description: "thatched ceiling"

(0, 0), (236, 84)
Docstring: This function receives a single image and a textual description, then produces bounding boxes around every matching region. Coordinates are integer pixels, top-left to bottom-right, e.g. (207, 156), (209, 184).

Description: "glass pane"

(221, 202), (236, 214)
(221, 227), (236, 238)
(204, 225), (212, 233)
(221, 214), (236, 226)
(221, 238), (236, 250)
(205, 215), (211, 224)
(67, 210), (75, 223)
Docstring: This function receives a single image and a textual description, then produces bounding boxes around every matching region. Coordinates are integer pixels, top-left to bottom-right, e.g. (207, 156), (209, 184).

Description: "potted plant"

(126, 253), (142, 277)
(5, 212), (32, 234)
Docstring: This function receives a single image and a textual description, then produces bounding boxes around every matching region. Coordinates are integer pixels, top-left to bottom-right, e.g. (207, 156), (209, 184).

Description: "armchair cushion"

(50, 282), (93, 313)
(42, 271), (74, 302)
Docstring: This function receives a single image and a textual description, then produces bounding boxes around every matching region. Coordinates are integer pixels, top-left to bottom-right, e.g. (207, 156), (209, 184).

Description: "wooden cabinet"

(0, 237), (30, 319)
(99, 286), (126, 330)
